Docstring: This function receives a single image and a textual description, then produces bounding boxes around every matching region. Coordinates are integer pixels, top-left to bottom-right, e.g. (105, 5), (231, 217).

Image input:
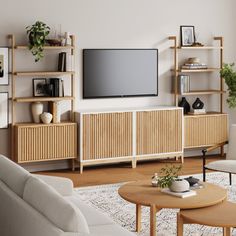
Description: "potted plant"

(220, 63), (236, 108)
(157, 164), (182, 188)
(26, 21), (50, 62)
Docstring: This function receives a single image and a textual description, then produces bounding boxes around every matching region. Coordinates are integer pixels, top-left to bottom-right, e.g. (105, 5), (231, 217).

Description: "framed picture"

(0, 92), (9, 128)
(180, 26), (195, 46)
(33, 78), (47, 97)
(0, 48), (9, 85)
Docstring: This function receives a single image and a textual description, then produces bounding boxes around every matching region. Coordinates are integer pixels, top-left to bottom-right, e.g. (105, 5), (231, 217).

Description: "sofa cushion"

(23, 176), (89, 234)
(0, 155), (30, 197)
(65, 195), (113, 226)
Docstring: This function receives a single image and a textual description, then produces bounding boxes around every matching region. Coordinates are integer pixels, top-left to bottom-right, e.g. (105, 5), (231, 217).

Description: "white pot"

(169, 178), (190, 192)
(31, 102), (43, 123)
(40, 112), (53, 124)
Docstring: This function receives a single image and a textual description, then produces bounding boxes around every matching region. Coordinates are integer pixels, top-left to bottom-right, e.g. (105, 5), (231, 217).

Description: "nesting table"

(118, 180), (227, 236)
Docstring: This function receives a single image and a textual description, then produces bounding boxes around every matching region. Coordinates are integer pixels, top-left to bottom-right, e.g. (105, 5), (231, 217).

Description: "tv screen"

(83, 49), (158, 98)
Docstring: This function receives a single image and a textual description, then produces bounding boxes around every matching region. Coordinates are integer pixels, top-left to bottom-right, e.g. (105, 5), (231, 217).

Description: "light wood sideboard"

(78, 107), (183, 173)
(184, 113), (228, 148)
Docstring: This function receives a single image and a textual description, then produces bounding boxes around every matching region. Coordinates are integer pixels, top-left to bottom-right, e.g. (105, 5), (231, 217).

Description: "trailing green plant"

(157, 164), (182, 188)
(26, 21), (50, 62)
(220, 63), (236, 108)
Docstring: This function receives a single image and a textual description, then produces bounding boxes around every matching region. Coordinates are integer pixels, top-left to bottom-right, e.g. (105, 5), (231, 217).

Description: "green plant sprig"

(220, 63), (236, 108)
(157, 164), (182, 188)
(26, 21), (50, 62)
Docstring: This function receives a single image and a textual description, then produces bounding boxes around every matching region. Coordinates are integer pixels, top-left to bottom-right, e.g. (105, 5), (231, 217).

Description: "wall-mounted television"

(83, 49), (158, 99)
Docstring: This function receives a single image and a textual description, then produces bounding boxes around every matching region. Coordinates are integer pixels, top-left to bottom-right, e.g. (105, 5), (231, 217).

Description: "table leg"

(136, 204), (141, 232)
(223, 227), (231, 236)
(177, 212), (184, 236)
(150, 205), (158, 236)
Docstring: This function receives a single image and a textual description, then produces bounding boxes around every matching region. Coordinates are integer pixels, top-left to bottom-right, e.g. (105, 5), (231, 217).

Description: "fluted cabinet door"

(15, 123), (77, 163)
(184, 114), (228, 148)
(82, 112), (133, 160)
(136, 109), (183, 155)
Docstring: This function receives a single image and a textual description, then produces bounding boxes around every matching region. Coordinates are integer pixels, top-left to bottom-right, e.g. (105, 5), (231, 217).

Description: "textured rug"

(74, 172), (236, 236)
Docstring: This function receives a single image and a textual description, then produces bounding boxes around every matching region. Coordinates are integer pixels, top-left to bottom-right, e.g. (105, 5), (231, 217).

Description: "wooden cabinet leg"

(150, 205), (157, 236)
(181, 155), (184, 164)
(80, 164), (83, 174)
(71, 159), (75, 171)
(136, 204), (141, 232)
(177, 212), (184, 236)
(132, 159), (137, 168)
(223, 227), (231, 236)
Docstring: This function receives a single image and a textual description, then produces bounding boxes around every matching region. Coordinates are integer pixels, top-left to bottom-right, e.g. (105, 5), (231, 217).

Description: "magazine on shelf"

(178, 75), (190, 94)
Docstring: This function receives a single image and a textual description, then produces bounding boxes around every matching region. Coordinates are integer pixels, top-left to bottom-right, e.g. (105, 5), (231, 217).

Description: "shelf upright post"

(9, 35), (16, 161)
(169, 36), (178, 106)
(70, 35), (76, 171)
(214, 37), (224, 156)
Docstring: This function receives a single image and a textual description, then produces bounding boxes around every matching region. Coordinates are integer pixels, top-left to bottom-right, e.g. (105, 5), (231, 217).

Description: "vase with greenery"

(157, 164), (182, 188)
(26, 21), (50, 62)
(220, 63), (236, 108)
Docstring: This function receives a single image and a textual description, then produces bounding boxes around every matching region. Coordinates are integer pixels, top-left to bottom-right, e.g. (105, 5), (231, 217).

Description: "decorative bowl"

(45, 39), (61, 46)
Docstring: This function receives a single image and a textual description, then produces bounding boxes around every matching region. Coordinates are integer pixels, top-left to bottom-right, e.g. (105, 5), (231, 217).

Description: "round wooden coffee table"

(118, 180), (227, 236)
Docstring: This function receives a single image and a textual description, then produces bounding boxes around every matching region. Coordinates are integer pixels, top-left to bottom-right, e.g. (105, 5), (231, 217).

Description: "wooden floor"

(37, 155), (221, 188)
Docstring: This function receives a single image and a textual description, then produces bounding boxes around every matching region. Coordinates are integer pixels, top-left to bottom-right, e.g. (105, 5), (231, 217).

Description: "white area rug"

(74, 172), (236, 236)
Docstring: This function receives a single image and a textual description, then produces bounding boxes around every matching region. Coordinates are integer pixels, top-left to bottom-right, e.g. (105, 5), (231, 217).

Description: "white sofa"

(0, 155), (135, 236)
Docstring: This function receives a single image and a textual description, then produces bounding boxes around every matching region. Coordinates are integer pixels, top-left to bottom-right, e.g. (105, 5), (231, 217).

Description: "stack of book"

(161, 188), (196, 198)
(181, 58), (207, 70)
(178, 75), (190, 94)
(49, 78), (64, 97)
(188, 109), (206, 115)
(181, 63), (207, 70)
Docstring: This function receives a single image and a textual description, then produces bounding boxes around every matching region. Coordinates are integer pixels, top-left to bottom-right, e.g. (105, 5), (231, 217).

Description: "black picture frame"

(0, 92), (9, 128)
(33, 78), (47, 97)
(0, 47), (9, 86)
(180, 26), (195, 46)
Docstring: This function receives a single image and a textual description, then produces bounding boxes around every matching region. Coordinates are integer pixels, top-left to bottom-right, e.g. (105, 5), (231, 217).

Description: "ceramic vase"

(178, 97), (190, 114)
(169, 178), (190, 192)
(192, 97), (204, 109)
(40, 112), (53, 124)
(31, 102), (43, 123)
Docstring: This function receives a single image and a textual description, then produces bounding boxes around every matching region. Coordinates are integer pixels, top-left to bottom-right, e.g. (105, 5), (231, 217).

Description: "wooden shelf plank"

(180, 90), (226, 96)
(170, 46), (223, 50)
(14, 71), (75, 76)
(14, 121), (76, 127)
(15, 45), (74, 50)
(184, 111), (226, 117)
(180, 68), (220, 73)
(14, 96), (74, 103)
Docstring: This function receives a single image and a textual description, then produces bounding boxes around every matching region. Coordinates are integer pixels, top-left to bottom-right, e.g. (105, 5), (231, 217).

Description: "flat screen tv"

(83, 49), (158, 99)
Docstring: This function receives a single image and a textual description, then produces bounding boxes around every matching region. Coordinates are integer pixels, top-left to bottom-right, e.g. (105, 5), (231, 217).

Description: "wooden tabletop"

(118, 180), (227, 209)
(180, 201), (236, 227)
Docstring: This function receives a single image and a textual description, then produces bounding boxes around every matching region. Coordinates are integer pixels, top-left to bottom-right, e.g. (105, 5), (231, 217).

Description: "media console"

(77, 106), (183, 173)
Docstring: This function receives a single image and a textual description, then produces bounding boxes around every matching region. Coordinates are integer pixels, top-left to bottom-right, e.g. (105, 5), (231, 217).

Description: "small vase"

(151, 173), (159, 187)
(31, 102), (43, 123)
(178, 97), (190, 114)
(192, 97), (204, 109)
(40, 112), (53, 124)
(169, 178), (190, 192)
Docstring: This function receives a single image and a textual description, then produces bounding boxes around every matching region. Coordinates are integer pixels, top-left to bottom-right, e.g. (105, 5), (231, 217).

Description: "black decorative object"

(178, 97), (190, 114)
(192, 97), (204, 109)
(184, 176), (199, 186)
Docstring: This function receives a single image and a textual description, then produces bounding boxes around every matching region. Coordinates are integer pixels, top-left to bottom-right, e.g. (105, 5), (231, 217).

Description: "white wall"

(0, 0), (235, 163)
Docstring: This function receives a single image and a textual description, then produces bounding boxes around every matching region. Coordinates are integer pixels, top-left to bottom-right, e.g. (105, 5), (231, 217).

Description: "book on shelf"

(58, 52), (67, 72)
(161, 188), (197, 198)
(178, 75), (190, 94)
(49, 78), (64, 97)
(181, 62), (208, 69)
(188, 109), (206, 115)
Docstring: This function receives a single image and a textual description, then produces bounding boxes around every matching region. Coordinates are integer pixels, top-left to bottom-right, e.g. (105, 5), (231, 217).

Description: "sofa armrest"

(33, 174), (74, 197)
